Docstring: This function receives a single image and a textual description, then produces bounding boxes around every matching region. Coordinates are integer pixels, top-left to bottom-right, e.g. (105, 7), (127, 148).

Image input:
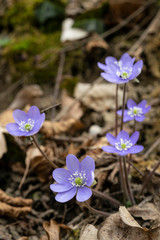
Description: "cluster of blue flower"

(6, 53), (150, 204)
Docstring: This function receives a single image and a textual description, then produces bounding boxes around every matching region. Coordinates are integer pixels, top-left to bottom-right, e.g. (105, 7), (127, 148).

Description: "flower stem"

(118, 156), (127, 202)
(128, 119), (136, 174)
(31, 135), (58, 169)
(92, 189), (120, 207)
(121, 83), (127, 131)
(123, 156), (135, 205)
(115, 85), (119, 136)
(84, 201), (110, 217)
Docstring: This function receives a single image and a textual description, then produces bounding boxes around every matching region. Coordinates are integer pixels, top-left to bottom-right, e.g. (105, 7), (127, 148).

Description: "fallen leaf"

(43, 220), (60, 240)
(74, 83), (123, 112)
(61, 90), (83, 120)
(80, 224), (98, 240)
(0, 201), (31, 218)
(0, 125), (7, 158)
(98, 206), (160, 240)
(25, 146), (54, 182)
(8, 84), (43, 110)
(129, 203), (160, 221)
(0, 189), (32, 207)
(41, 118), (84, 138)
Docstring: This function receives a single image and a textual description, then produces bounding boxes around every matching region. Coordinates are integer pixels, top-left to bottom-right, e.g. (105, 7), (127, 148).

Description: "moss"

(1, 0), (43, 29)
(61, 76), (79, 95)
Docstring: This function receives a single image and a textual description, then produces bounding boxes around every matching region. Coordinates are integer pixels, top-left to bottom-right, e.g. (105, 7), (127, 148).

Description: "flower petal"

(117, 130), (129, 141)
(128, 145), (144, 154)
(130, 131), (139, 145)
(80, 156), (95, 174)
(127, 99), (136, 108)
(55, 187), (77, 203)
(97, 62), (107, 72)
(86, 171), (94, 186)
(27, 106), (41, 120)
(6, 123), (26, 136)
(143, 105), (151, 114)
(101, 73), (118, 83)
(13, 109), (28, 124)
(117, 150), (129, 156)
(120, 53), (135, 67)
(76, 187), (92, 202)
(137, 100), (147, 108)
(50, 183), (72, 192)
(123, 114), (133, 122)
(105, 56), (117, 65)
(53, 168), (71, 183)
(130, 60), (143, 79)
(106, 133), (117, 145)
(66, 154), (80, 173)
(102, 146), (116, 153)
(135, 116), (145, 122)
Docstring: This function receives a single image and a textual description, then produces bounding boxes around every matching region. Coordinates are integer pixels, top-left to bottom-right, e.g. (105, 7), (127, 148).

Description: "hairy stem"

(115, 85), (119, 136)
(121, 83), (127, 131)
(92, 189), (120, 207)
(31, 135), (58, 169)
(84, 201), (110, 217)
(123, 156), (135, 205)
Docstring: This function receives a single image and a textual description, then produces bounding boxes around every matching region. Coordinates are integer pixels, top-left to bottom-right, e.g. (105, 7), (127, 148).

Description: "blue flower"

(98, 53), (143, 84)
(102, 130), (144, 156)
(50, 154), (95, 203)
(117, 99), (151, 122)
(6, 106), (45, 136)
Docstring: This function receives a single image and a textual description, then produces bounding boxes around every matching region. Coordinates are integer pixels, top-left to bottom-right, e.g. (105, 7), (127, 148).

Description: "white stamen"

(69, 170), (87, 187)
(115, 138), (132, 151)
(19, 118), (35, 132)
(128, 107), (143, 117)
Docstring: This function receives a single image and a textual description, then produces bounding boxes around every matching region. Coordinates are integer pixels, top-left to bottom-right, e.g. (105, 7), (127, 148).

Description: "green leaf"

(73, 18), (104, 34)
(34, 1), (64, 24)
(0, 37), (10, 47)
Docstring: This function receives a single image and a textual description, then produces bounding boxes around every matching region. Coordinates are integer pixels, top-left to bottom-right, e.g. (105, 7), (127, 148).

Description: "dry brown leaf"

(98, 206), (160, 240)
(0, 189), (32, 207)
(9, 84), (43, 110)
(25, 146), (54, 182)
(129, 203), (160, 221)
(80, 224), (98, 240)
(119, 206), (142, 229)
(74, 83), (123, 112)
(61, 90), (83, 120)
(41, 118), (84, 138)
(43, 220), (60, 240)
(0, 126), (7, 158)
(0, 201), (31, 218)
(0, 109), (14, 127)
(18, 237), (29, 240)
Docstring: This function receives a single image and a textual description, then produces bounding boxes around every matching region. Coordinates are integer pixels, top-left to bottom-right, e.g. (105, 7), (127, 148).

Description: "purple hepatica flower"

(50, 154), (95, 203)
(102, 130), (144, 156)
(98, 53), (143, 84)
(117, 99), (151, 122)
(6, 106), (45, 137)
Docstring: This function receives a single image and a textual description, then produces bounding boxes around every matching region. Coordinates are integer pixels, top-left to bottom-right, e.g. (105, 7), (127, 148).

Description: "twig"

(143, 137), (160, 159)
(41, 102), (61, 113)
(51, 51), (66, 119)
(129, 8), (160, 56)
(140, 159), (160, 194)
